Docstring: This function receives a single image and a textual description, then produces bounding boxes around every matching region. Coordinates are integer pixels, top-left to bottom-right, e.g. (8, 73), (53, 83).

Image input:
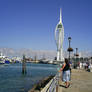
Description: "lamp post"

(67, 37), (73, 62)
(75, 48), (79, 60)
(74, 48), (79, 68)
(67, 37), (73, 81)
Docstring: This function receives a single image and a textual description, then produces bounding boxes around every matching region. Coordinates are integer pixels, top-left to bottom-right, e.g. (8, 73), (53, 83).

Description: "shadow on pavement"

(59, 85), (66, 88)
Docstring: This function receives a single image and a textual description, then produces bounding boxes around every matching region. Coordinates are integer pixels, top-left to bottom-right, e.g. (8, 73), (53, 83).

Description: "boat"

(0, 52), (5, 64)
(0, 60), (5, 64)
(5, 60), (10, 64)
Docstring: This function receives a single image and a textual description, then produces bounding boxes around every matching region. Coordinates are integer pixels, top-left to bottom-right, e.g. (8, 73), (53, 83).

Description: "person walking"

(59, 58), (71, 88)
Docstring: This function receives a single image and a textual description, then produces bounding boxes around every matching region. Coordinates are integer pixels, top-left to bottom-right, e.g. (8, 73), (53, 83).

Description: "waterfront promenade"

(58, 69), (92, 92)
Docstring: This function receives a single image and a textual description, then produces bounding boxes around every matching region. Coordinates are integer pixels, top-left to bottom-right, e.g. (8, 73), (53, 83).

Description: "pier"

(40, 69), (92, 92)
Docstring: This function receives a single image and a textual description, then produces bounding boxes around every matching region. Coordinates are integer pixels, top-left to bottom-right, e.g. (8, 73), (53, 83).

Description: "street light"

(74, 48), (79, 68)
(67, 37), (73, 62)
(68, 37), (71, 48)
(75, 48), (79, 59)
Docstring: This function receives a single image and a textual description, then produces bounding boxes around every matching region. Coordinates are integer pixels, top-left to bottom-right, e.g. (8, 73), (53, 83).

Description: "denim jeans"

(62, 70), (70, 82)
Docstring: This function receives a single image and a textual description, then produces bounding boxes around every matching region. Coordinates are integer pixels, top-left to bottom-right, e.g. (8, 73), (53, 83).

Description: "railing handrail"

(45, 73), (59, 92)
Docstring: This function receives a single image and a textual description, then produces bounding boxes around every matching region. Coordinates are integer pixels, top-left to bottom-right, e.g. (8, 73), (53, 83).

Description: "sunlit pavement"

(58, 69), (92, 92)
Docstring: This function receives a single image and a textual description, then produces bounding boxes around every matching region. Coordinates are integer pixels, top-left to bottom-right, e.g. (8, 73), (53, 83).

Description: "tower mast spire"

(55, 8), (64, 62)
(60, 8), (62, 24)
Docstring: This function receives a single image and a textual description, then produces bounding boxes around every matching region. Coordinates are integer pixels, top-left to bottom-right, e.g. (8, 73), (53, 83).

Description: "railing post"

(56, 73), (59, 92)
(56, 85), (58, 92)
(45, 73), (59, 92)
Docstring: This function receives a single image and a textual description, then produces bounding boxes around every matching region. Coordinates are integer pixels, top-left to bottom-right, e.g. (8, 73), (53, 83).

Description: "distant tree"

(54, 57), (57, 60)
(84, 57), (89, 61)
(71, 57), (76, 62)
(91, 57), (92, 60)
(80, 57), (84, 62)
(91, 57), (92, 63)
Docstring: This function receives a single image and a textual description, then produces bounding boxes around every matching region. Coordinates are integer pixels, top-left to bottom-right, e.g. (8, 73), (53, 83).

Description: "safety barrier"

(41, 73), (60, 92)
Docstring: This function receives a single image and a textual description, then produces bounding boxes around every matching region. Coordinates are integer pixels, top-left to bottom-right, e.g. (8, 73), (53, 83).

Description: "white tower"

(55, 9), (64, 61)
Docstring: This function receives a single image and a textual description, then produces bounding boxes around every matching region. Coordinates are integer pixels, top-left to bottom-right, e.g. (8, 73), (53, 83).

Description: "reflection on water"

(0, 63), (57, 92)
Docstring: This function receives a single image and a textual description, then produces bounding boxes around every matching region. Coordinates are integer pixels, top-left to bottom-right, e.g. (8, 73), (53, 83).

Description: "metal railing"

(45, 73), (59, 92)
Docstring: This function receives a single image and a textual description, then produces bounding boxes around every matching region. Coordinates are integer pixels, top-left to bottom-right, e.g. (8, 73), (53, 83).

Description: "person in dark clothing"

(59, 58), (70, 88)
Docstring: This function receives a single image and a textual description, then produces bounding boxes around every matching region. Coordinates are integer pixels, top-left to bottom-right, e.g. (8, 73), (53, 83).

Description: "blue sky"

(0, 0), (92, 52)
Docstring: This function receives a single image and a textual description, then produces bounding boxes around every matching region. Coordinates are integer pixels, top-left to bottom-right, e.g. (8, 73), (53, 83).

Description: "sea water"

(0, 63), (57, 92)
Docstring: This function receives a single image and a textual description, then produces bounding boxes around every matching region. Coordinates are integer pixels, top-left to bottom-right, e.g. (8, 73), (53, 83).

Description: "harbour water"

(0, 63), (57, 92)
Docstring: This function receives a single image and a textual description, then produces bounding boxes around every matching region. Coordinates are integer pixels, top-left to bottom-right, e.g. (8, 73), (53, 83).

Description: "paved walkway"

(58, 69), (92, 92)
